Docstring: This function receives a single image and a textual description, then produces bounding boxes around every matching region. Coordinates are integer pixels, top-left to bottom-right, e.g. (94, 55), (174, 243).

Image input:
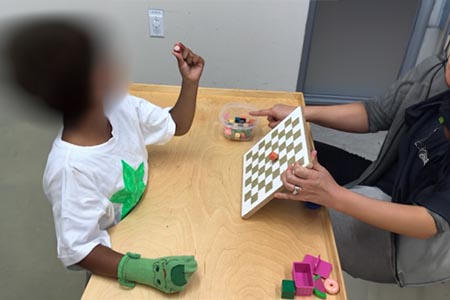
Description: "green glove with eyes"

(117, 253), (198, 294)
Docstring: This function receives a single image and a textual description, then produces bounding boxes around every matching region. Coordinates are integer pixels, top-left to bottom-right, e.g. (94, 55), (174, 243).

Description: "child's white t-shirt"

(43, 94), (176, 268)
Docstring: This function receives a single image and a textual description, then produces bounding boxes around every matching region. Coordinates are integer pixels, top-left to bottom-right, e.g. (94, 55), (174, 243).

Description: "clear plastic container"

(219, 103), (259, 141)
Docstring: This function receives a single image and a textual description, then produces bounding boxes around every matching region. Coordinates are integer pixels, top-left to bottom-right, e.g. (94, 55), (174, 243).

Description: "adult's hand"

(275, 151), (342, 208)
(249, 104), (297, 128)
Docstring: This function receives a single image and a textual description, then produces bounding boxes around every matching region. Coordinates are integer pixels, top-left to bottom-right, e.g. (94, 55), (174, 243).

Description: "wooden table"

(82, 84), (347, 300)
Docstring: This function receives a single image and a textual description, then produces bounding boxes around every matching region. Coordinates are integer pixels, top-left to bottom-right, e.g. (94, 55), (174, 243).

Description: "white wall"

(113, 0), (310, 91)
(0, 1), (309, 300)
(1, 0), (310, 91)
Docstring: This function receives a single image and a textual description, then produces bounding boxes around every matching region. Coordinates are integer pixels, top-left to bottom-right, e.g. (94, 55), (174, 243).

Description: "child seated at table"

(4, 16), (204, 294)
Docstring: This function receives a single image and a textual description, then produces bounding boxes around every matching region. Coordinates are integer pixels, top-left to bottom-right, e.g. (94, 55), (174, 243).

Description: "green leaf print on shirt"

(110, 160), (146, 219)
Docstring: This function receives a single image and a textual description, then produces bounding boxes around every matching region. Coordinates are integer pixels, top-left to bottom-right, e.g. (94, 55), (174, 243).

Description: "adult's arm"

(304, 103), (369, 133)
(276, 152), (437, 239)
(250, 103), (369, 133)
(332, 188), (437, 239)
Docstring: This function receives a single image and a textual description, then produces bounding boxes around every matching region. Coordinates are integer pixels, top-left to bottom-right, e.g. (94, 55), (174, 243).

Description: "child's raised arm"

(170, 43), (205, 136)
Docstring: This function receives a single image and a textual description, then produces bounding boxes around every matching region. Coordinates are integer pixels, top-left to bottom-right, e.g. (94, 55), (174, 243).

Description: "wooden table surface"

(82, 84), (347, 300)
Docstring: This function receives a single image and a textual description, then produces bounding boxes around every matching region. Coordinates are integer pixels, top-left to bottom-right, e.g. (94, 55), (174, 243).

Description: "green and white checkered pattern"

(241, 107), (311, 218)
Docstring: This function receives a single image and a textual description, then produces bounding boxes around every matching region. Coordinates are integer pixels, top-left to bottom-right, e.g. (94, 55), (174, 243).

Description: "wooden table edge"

(130, 83), (306, 99)
(294, 95), (347, 300)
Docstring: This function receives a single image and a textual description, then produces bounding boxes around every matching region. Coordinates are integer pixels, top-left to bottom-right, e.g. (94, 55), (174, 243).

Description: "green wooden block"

(281, 279), (296, 299)
(314, 287), (327, 299)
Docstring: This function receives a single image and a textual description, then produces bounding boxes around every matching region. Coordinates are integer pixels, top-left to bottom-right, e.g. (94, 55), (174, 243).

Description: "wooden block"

(268, 151), (278, 161)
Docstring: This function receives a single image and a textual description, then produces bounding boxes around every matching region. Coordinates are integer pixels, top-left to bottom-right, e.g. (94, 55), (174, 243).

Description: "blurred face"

(91, 58), (128, 111)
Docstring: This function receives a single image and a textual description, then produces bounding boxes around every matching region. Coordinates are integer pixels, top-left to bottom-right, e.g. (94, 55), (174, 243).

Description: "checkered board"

(241, 107), (312, 219)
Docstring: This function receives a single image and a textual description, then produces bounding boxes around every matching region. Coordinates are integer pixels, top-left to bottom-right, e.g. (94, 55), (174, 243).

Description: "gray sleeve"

(428, 210), (450, 233)
(363, 55), (445, 133)
(363, 80), (410, 133)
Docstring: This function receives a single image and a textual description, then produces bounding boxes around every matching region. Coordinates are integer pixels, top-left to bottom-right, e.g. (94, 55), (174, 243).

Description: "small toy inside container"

(219, 103), (258, 141)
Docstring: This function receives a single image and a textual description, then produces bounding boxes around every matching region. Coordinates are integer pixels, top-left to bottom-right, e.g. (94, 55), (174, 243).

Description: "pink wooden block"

(173, 42), (185, 53)
(292, 262), (314, 296)
(303, 254), (332, 279)
(315, 276), (326, 293)
(224, 127), (232, 136)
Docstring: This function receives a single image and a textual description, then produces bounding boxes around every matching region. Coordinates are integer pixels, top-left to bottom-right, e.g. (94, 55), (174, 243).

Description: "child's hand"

(173, 42), (205, 84)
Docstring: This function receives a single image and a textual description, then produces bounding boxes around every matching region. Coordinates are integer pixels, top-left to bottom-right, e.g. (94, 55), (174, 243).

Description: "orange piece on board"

(268, 151), (278, 161)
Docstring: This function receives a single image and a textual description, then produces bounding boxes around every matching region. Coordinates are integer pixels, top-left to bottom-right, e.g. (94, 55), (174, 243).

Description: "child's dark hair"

(6, 16), (99, 120)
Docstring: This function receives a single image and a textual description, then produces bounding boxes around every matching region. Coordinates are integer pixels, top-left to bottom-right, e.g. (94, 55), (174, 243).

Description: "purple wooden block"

(292, 262), (314, 296)
(303, 254), (332, 279)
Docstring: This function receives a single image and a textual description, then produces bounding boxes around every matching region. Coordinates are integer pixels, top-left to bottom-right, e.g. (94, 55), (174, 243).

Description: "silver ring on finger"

(292, 185), (301, 195)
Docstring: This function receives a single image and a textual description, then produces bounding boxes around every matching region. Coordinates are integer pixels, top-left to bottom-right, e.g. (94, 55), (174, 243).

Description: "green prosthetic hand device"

(117, 253), (198, 294)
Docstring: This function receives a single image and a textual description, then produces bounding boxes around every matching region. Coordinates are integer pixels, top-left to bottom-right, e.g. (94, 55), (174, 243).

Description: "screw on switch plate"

(148, 9), (164, 38)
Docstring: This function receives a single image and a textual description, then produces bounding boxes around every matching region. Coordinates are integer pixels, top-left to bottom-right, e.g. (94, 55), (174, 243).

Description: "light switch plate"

(148, 9), (164, 38)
